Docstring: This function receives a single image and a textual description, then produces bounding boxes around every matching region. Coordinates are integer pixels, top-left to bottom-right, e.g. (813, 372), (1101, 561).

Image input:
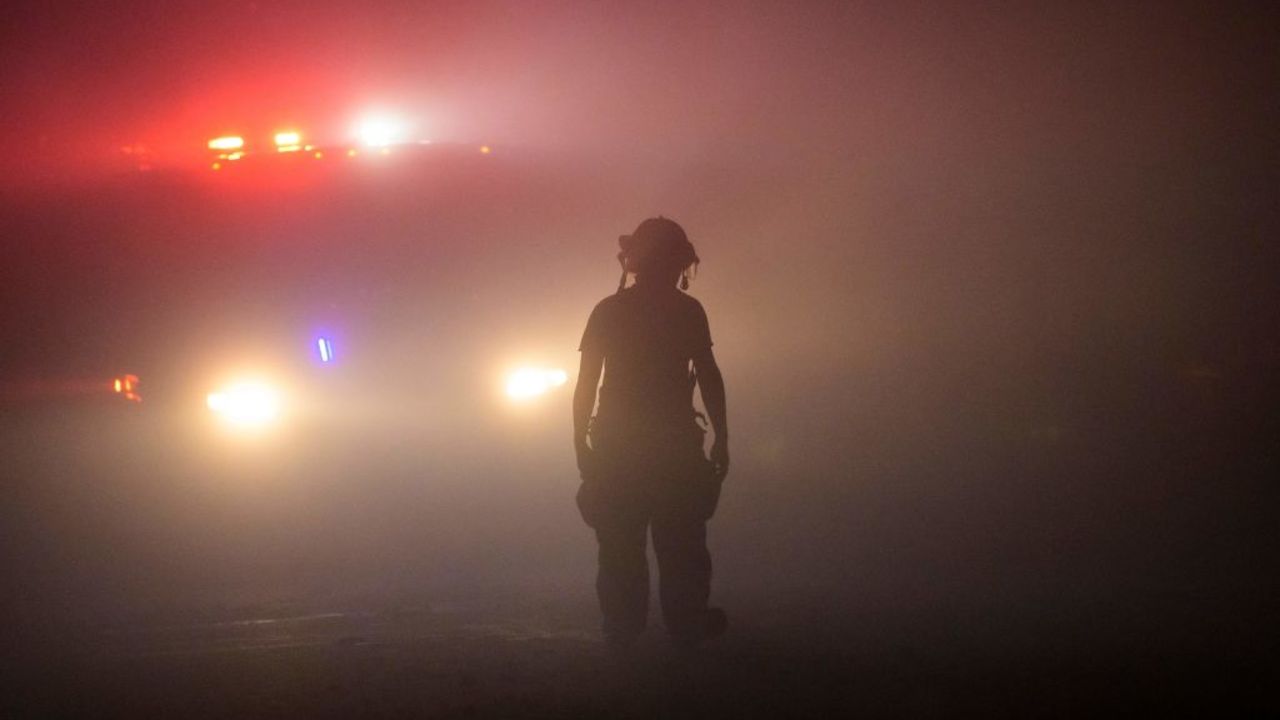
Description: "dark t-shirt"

(580, 286), (713, 432)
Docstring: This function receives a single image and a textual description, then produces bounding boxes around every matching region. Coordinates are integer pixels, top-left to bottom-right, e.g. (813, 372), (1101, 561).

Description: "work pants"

(594, 488), (712, 642)
(578, 426), (718, 643)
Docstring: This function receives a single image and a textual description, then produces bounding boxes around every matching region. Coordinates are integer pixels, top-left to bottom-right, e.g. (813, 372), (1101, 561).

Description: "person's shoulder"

(586, 293), (624, 323)
(676, 291), (707, 315)
(678, 291), (705, 308)
(591, 293), (622, 313)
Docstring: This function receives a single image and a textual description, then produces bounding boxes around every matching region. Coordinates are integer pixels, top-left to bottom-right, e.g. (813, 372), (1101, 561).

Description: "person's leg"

(594, 515), (650, 645)
(651, 513), (714, 641)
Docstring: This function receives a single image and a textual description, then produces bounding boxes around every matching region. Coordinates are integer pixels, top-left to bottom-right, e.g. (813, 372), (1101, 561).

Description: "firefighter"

(573, 216), (730, 648)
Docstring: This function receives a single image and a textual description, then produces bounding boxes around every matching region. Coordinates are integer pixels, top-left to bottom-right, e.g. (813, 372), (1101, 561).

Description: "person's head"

(616, 216), (700, 291)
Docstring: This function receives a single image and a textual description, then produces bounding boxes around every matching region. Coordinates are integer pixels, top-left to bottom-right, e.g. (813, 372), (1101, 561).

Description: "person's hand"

(576, 442), (599, 480)
(710, 437), (729, 481)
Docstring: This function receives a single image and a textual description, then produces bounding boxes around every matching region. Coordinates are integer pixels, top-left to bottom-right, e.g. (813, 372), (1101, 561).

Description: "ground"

(3, 587), (1271, 719)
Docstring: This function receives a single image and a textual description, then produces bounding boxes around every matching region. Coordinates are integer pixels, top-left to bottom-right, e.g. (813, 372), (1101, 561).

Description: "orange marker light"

(112, 374), (141, 402)
(208, 136), (244, 151)
(479, 145), (491, 154)
(274, 131), (302, 152)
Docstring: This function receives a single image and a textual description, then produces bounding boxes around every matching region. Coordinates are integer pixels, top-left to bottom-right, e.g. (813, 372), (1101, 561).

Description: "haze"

(1, 1), (1275, 715)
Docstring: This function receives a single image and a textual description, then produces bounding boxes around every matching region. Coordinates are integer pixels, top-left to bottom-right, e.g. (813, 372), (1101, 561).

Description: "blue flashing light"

(317, 337), (334, 363)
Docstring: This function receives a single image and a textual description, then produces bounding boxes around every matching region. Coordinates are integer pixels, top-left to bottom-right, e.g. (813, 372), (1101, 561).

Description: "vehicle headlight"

(207, 379), (282, 430)
(505, 367), (569, 401)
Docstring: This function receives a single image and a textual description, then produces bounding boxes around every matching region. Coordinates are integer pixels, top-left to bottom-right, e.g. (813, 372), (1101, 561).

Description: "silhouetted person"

(574, 217), (729, 648)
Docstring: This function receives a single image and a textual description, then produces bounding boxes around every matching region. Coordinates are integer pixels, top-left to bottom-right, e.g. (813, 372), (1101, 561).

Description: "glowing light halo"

(206, 379), (282, 430)
(354, 114), (410, 148)
(505, 367), (569, 401)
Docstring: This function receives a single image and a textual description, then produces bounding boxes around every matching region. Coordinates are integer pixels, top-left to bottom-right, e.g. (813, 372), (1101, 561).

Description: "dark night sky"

(2, 2), (1272, 171)
(6, 0), (1272, 368)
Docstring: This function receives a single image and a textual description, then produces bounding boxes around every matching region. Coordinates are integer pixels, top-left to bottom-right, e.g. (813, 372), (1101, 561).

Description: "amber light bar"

(207, 136), (244, 151)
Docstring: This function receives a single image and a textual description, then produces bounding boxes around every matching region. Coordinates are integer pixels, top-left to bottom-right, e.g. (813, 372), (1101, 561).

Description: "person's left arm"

(689, 300), (728, 480)
(573, 347), (604, 477)
(692, 347), (729, 480)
